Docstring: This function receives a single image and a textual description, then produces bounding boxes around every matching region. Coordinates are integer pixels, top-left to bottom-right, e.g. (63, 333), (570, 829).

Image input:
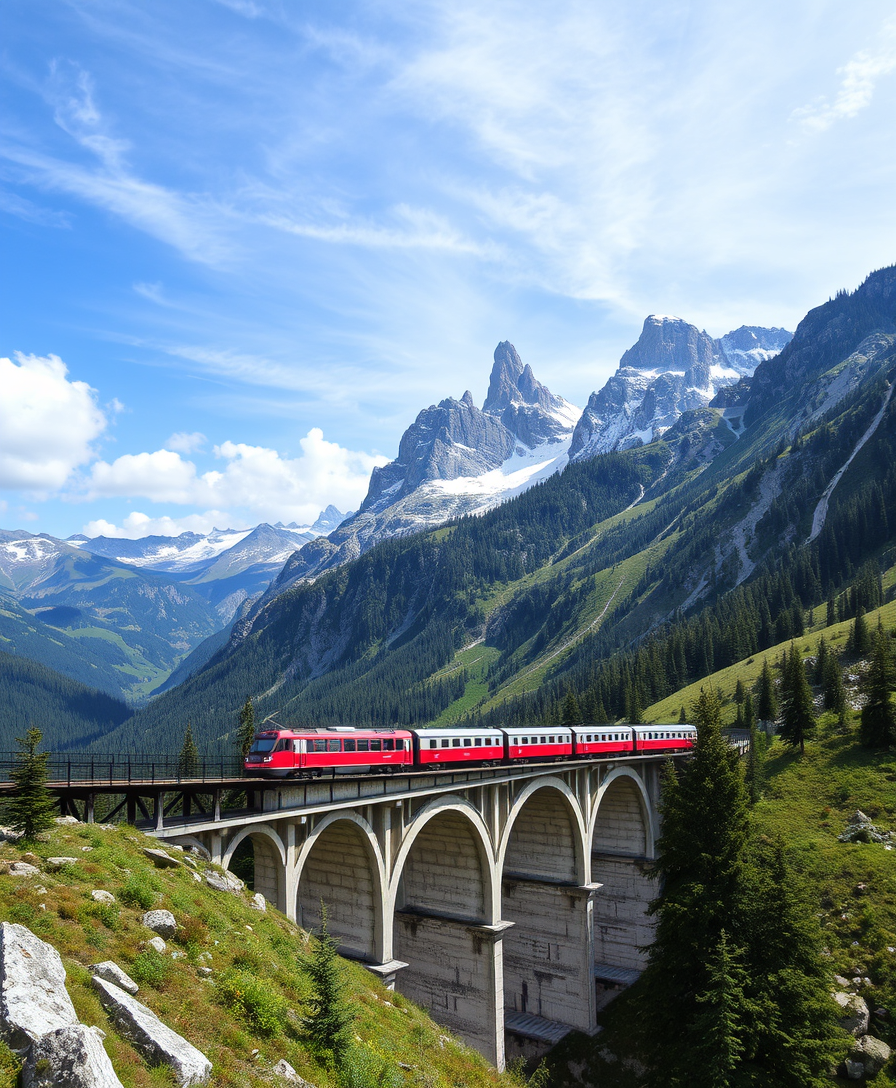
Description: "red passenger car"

(413, 727), (505, 766)
(571, 726), (634, 757)
(244, 728), (413, 777)
(632, 725), (696, 755)
(504, 727), (574, 761)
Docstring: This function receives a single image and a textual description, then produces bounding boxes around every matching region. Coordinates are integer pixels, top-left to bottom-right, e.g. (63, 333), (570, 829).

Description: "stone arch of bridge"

(221, 822), (287, 913)
(589, 767), (655, 974)
(388, 796), (503, 1066)
(498, 779), (595, 1033)
(388, 796), (499, 923)
(294, 812), (386, 965)
(497, 777), (588, 884)
(589, 767), (654, 857)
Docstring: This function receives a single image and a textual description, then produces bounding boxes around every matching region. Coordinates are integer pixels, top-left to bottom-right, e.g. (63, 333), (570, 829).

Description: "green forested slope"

(0, 649), (131, 749)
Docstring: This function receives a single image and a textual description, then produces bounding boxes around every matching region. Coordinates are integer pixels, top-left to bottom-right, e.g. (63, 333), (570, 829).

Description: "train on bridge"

(244, 723), (696, 777)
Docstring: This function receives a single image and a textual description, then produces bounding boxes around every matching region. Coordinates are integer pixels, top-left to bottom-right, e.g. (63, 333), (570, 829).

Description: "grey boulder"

(142, 910), (177, 938)
(834, 991), (871, 1036)
(852, 1034), (892, 1076)
(92, 976), (211, 1086)
(89, 961), (139, 995)
(91, 890), (116, 904)
(272, 1059), (316, 1086)
(22, 1024), (123, 1088)
(249, 892), (267, 912)
(0, 922), (78, 1052)
(143, 848), (181, 869)
(204, 870), (243, 895)
(45, 857), (78, 871)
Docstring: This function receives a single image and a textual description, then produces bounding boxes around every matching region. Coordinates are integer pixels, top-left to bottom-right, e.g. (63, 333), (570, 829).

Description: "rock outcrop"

(569, 316), (792, 461)
(90, 961), (140, 995)
(142, 910), (177, 938)
(92, 976), (212, 1086)
(0, 922), (78, 1052)
(22, 1024), (123, 1088)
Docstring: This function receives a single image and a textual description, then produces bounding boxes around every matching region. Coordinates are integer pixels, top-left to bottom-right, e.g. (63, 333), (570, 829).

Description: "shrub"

(216, 970), (286, 1037)
(118, 872), (160, 910)
(81, 901), (119, 930)
(130, 949), (169, 989)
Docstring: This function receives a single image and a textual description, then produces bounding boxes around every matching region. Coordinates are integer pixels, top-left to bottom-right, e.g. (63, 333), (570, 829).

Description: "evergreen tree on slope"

(755, 659), (777, 723)
(6, 726), (56, 840)
(238, 696), (256, 758)
(860, 621), (896, 747)
(636, 687), (749, 1088)
(302, 903), (354, 1065)
(778, 644), (816, 755)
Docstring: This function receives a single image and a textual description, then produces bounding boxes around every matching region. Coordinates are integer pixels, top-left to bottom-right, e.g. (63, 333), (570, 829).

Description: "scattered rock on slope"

(92, 975), (212, 1087)
(0, 921), (78, 1052)
(22, 1024), (123, 1088)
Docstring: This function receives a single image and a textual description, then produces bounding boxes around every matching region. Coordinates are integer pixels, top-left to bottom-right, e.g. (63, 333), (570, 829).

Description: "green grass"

(0, 822), (519, 1088)
(644, 597), (896, 726)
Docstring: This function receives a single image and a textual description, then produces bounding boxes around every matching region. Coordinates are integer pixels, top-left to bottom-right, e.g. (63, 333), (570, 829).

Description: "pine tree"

(678, 705), (687, 725)
(847, 608), (872, 656)
(178, 722), (200, 777)
(635, 687), (749, 1087)
(742, 691), (756, 732)
(742, 839), (845, 1085)
(690, 931), (751, 1088)
(756, 659), (777, 723)
(734, 678), (745, 705)
(560, 688), (583, 726)
(860, 621), (896, 747)
(238, 696), (256, 758)
(778, 644), (816, 755)
(302, 903), (354, 1064)
(814, 636), (828, 686)
(6, 726), (56, 840)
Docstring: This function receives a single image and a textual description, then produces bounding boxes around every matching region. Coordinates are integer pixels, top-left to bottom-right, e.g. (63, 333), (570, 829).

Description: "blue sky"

(2, 0), (895, 538)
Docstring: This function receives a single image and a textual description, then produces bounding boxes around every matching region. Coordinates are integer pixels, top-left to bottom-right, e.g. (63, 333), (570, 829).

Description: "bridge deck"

(504, 1011), (576, 1045)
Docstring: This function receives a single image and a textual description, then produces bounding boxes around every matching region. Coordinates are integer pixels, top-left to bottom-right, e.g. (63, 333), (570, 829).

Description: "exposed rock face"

(570, 316), (792, 461)
(92, 976), (212, 1086)
(272, 1058), (316, 1086)
(246, 342), (579, 607)
(483, 341), (575, 446)
(22, 1024), (123, 1088)
(0, 922), (78, 1052)
(90, 961), (139, 995)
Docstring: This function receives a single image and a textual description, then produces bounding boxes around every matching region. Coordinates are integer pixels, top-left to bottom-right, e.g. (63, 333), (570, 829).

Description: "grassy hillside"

(0, 821), (519, 1088)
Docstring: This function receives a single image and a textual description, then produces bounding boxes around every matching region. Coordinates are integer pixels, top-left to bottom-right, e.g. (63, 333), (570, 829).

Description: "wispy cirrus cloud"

(0, 60), (233, 265)
(792, 16), (896, 133)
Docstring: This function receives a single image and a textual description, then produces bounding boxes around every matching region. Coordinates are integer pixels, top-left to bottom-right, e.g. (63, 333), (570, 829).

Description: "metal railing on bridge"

(0, 754), (244, 788)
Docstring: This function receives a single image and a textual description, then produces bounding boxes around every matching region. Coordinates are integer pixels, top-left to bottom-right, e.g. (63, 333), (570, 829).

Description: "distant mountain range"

(0, 508), (345, 703)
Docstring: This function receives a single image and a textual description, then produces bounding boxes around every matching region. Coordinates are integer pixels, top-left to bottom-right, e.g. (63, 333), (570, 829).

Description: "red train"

(244, 723), (696, 777)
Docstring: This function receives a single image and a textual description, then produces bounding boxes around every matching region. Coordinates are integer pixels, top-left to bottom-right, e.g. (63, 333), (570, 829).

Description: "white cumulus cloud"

(84, 428), (386, 526)
(165, 431), (207, 454)
(0, 353), (107, 490)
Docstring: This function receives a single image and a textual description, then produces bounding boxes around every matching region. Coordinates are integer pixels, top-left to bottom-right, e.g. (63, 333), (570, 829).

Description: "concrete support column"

(86, 793), (95, 824)
(501, 878), (599, 1033)
(394, 912), (511, 1069)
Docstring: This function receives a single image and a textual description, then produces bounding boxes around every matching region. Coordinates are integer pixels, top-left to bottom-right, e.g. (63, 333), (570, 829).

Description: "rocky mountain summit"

(264, 343), (580, 595)
(569, 316), (791, 461)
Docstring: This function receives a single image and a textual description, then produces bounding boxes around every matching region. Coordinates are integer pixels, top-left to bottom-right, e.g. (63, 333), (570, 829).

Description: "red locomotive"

(244, 723), (695, 777)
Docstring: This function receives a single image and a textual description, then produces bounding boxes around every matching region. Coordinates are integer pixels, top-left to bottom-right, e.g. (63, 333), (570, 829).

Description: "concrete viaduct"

(154, 756), (672, 1069)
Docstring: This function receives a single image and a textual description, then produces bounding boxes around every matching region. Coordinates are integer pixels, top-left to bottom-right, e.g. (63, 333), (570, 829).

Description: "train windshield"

(248, 738), (277, 755)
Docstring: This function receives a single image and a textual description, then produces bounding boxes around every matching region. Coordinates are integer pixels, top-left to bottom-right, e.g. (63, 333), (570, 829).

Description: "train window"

(313, 740), (327, 752)
(428, 740), (437, 749)
(474, 738), (481, 746)
(370, 740), (382, 752)
(248, 738), (277, 755)
(357, 739), (370, 752)
(441, 739), (450, 748)
(452, 738), (461, 747)
(327, 739), (341, 752)
(344, 739), (356, 752)
(383, 739), (395, 751)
